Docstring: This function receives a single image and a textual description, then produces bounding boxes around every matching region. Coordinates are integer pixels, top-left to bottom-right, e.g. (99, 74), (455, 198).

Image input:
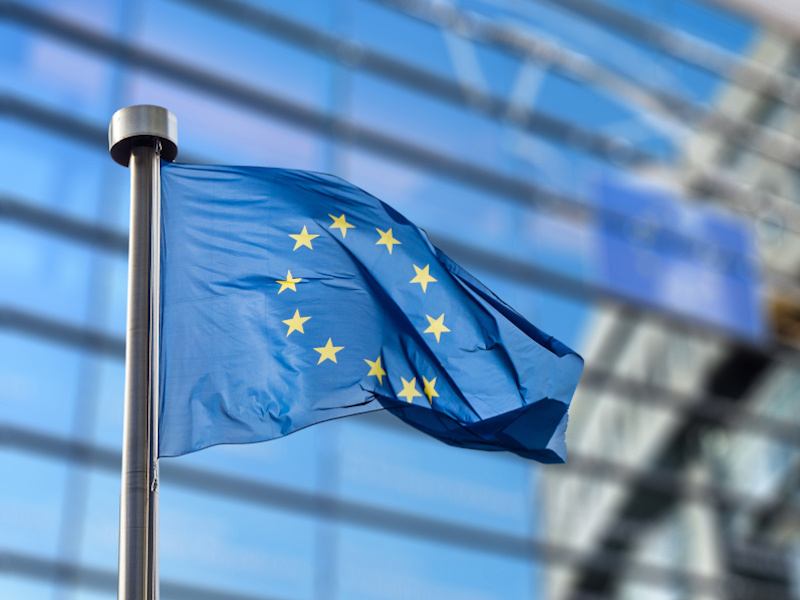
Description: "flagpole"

(109, 105), (178, 600)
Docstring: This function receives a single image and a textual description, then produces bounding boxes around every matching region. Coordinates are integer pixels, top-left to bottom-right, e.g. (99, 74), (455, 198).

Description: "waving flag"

(159, 163), (583, 462)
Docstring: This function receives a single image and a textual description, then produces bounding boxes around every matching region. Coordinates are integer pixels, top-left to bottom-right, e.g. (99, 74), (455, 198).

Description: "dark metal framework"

(1, 424), (796, 600)
(4, 0), (800, 298)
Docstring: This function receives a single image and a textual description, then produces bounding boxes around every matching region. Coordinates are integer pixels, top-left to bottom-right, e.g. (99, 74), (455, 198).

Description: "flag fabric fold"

(159, 163), (583, 462)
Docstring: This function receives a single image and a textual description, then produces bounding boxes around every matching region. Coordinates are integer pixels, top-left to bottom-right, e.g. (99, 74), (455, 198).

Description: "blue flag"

(159, 163), (583, 462)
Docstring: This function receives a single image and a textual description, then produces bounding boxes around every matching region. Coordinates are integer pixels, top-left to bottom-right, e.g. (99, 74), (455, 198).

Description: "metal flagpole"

(108, 105), (178, 600)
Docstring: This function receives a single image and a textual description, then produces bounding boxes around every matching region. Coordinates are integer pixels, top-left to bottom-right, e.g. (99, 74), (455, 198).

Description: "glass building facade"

(2, 1), (799, 599)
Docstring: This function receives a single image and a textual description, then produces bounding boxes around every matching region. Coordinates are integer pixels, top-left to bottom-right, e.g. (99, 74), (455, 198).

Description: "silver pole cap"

(109, 105), (178, 167)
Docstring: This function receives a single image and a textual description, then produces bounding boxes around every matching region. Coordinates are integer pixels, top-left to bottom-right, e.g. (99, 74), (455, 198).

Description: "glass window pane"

(0, 333), (83, 435)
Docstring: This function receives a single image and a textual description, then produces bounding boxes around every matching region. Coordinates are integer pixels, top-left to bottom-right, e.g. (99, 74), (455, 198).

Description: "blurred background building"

(1, 0), (799, 599)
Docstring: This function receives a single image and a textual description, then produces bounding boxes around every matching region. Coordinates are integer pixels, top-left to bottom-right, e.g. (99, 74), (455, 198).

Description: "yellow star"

(364, 355), (386, 385)
(410, 264), (437, 293)
(329, 213), (355, 238)
(424, 313), (450, 343)
(422, 376), (439, 405)
(282, 309), (311, 336)
(276, 270), (302, 294)
(314, 338), (344, 364)
(289, 225), (319, 251)
(375, 227), (401, 254)
(398, 377), (422, 403)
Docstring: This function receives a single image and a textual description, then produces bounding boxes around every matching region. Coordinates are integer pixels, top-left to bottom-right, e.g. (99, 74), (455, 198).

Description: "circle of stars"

(275, 213), (452, 406)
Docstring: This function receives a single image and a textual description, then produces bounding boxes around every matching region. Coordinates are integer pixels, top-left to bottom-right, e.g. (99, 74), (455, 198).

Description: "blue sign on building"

(595, 178), (765, 340)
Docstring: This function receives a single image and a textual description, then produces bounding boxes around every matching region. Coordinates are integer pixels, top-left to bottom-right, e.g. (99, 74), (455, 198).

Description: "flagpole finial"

(109, 104), (178, 167)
